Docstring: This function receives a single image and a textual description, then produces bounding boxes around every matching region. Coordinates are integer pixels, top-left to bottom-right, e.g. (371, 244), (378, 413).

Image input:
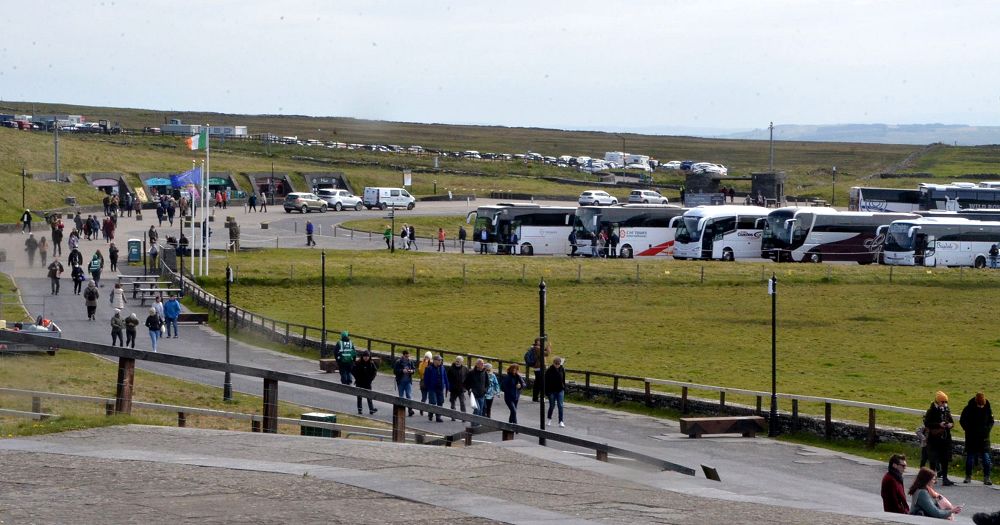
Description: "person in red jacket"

(881, 453), (909, 514)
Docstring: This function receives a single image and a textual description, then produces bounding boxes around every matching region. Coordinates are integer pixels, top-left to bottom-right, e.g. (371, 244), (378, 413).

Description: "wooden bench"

(117, 275), (160, 282)
(679, 416), (766, 438)
(319, 359), (338, 373)
(176, 313), (209, 324)
(137, 288), (183, 305)
(131, 281), (172, 298)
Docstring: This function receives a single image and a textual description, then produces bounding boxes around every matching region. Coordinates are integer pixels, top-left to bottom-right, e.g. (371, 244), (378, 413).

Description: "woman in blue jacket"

(422, 355), (448, 422)
(500, 364), (526, 424)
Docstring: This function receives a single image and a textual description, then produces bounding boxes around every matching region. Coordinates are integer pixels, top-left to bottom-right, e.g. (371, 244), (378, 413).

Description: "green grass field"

(197, 249), (1000, 431)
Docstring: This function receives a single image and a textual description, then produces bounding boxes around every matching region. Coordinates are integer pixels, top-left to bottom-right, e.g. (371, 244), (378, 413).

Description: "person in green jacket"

(383, 225), (392, 250)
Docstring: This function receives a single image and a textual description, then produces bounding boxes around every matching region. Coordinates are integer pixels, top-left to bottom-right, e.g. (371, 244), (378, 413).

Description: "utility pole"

(768, 272), (778, 437)
(21, 167), (26, 209)
(768, 122), (774, 173)
(321, 251), (327, 358)
(54, 120), (60, 182)
(538, 279), (547, 446)
(831, 166), (837, 207)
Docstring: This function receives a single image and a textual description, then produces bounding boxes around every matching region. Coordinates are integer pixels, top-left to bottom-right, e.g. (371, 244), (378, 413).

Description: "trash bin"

(65, 196), (76, 206)
(127, 238), (142, 263)
(301, 412), (337, 437)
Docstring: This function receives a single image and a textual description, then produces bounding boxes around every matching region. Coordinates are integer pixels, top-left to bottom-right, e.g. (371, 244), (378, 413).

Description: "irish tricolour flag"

(186, 129), (208, 150)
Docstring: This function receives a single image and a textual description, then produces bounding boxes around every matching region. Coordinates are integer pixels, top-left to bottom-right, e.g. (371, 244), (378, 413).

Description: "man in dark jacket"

(545, 357), (567, 427)
(464, 358), (488, 418)
(394, 350), (416, 416)
(423, 355), (448, 422)
(924, 390), (956, 485)
(353, 351), (378, 415)
(333, 331), (356, 386)
(880, 454), (909, 514)
(446, 356), (469, 417)
(960, 392), (994, 485)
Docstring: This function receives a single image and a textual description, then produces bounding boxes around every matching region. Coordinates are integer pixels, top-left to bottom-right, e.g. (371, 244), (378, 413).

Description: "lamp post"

(831, 166), (837, 207)
(224, 264), (233, 401)
(768, 272), (777, 437)
(538, 279), (547, 446)
(22, 167), (26, 209)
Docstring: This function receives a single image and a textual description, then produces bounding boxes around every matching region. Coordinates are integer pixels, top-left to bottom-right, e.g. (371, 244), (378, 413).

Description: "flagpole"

(190, 160), (196, 277)
(198, 160), (205, 276)
(205, 124), (211, 278)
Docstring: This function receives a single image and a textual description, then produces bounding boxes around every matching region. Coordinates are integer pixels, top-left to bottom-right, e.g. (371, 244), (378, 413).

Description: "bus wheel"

(975, 256), (987, 268)
(722, 248), (735, 261)
(379, 203), (387, 211)
(620, 245), (633, 258)
(809, 253), (822, 263)
(520, 243), (533, 256)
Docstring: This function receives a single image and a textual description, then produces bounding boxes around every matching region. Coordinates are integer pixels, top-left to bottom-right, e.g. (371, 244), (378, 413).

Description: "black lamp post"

(538, 279), (547, 445)
(321, 251), (327, 358)
(22, 167), (26, 209)
(831, 166), (837, 207)
(224, 264), (233, 401)
(768, 272), (777, 436)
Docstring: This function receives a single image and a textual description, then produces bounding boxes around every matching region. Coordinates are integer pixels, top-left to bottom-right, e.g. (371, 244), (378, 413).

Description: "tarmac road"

(0, 204), (990, 523)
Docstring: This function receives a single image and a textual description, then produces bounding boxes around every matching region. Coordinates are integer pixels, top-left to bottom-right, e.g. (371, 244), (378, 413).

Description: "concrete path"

(0, 208), (990, 523)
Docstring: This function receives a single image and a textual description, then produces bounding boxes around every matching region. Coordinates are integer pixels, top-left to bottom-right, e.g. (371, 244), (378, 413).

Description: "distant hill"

(717, 124), (1000, 146)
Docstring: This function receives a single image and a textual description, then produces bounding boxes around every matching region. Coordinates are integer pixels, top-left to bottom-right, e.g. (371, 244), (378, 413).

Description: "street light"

(321, 251), (327, 359)
(768, 272), (777, 437)
(22, 167), (26, 209)
(538, 279), (547, 446)
(831, 166), (837, 207)
(224, 264), (234, 401)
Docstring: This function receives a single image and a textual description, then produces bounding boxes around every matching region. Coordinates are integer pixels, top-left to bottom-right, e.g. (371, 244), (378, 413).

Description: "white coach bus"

(467, 203), (577, 255)
(673, 205), (770, 261)
(883, 216), (1000, 268)
(761, 207), (918, 263)
(574, 204), (686, 258)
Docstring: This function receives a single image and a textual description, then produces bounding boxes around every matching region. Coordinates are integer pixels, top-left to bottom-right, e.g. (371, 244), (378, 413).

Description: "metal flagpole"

(205, 124), (211, 277)
(191, 160), (197, 277)
(200, 158), (207, 276)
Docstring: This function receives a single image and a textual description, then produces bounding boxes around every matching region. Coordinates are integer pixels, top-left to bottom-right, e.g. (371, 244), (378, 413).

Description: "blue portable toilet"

(127, 238), (142, 262)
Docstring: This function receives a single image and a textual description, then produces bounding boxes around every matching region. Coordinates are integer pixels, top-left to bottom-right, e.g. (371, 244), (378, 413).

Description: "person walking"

(68, 229), (80, 252)
(568, 229), (577, 256)
(908, 467), (962, 519)
(500, 364), (526, 424)
(924, 391), (956, 486)
(383, 225), (392, 250)
(20, 209), (33, 233)
(400, 224), (409, 250)
(408, 225), (417, 251)
(24, 233), (38, 267)
(47, 258), (64, 295)
(483, 363), (500, 419)
(248, 193), (258, 212)
(305, 220), (316, 247)
(525, 338), (549, 402)
(609, 229), (619, 258)
(124, 312), (139, 349)
(437, 228), (446, 252)
(109, 282), (127, 310)
(108, 243), (119, 272)
(145, 307), (163, 352)
(148, 225), (158, 246)
(71, 264), (85, 295)
(83, 281), (100, 320)
(353, 351), (378, 415)
(881, 454), (910, 514)
(447, 356), (469, 417)
(110, 309), (125, 347)
(990, 244), (999, 269)
(163, 295), (181, 338)
(51, 223), (63, 257)
(88, 251), (104, 287)
(394, 350), (416, 416)
(464, 358), (488, 420)
(152, 295), (165, 324)
(417, 351), (432, 415)
(423, 355), (448, 422)
(333, 331), (356, 385)
(458, 225), (467, 253)
(960, 392), (994, 485)
(545, 357), (566, 427)
(479, 227), (488, 254)
(38, 236), (49, 266)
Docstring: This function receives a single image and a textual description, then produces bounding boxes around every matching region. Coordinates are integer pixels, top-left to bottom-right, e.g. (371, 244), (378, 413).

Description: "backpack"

(84, 288), (98, 301)
(524, 348), (536, 368)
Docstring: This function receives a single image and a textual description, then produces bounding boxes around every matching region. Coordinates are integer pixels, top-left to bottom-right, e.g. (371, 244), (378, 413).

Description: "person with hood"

(83, 281), (100, 320)
(46, 257), (64, 295)
(145, 307), (163, 352)
(24, 233), (38, 267)
(483, 363), (501, 419)
(422, 355), (448, 422)
(109, 282), (127, 310)
(110, 309), (125, 347)
(71, 263), (86, 295)
(163, 294), (181, 338)
(464, 358), (488, 419)
(68, 229), (80, 251)
(960, 392), (994, 485)
(447, 356), (469, 417)
(924, 391), (956, 486)
(124, 312), (139, 349)
(51, 224), (63, 257)
(881, 454), (909, 514)
(545, 357), (567, 428)
(332, 331), (356, 385)
(382, 224), (391, 250)
(20, 209), (32, 233)
(500, 364), (526, 424)
(38, 236), (48, 266)
(89, 251), (105, 287)
(353, 351), (378, 415)
(108, 243), (119, 272)
(417, 351), (432, 415)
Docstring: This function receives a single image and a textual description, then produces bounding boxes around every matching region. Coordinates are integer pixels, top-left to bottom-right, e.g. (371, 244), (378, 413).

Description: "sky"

(2, 1), (999, 134)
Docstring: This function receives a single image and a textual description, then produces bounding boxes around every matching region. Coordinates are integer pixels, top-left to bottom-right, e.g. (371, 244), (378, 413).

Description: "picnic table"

(137, 288), (182, 305)
(129, 281), (172, 299)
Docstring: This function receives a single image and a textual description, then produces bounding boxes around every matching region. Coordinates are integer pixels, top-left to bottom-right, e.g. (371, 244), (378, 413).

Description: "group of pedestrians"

(327, 333), (566, 427)
(880, 390), (996, 522)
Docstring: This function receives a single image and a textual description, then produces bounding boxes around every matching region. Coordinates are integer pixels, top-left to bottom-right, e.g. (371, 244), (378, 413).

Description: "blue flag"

(171, 166), (202, 188)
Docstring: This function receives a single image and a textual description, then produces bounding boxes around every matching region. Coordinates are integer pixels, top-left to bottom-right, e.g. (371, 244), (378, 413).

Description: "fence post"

(392, 404), (406, 443)
(792, 399), (799, 431)
(700, 266), (705, 284)
(411, 264), (416, 284)
(612, 376), (619, 401)
(390, 343), (396, 360)
(301, 326), (308, 348)
(824, 402), (833, 439)
(596, 449), (609, 462)
(177, 411), (187, 427)
(867, 408), (877, 448)
(755, 396), (762, 415)
(719, 391), (726, 409)
(577, 264), (582, 283)
(636, 263), (640, 282)
(644, 381), (652, 407)
(585, 372), (592, 399)
(463, 263), (467, 285)
(263, 378), (279, 434)
(367, 339), (372, 352)
(31, 396), (41, 414)
(464, 431), (473, 446)
(681, 386), (689, 414)
(114, 357), (136, 415)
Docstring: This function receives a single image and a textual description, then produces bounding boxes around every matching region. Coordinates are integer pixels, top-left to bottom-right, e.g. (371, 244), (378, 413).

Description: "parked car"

(661, 160), (682, 170)
(363, 187), (416, 210)
(627, 190), (669, 204)
(316, 189), (362, 211)
(578, 190), (618, 206)
(283, 192), (328, 213)
(691, 162), (728, 176)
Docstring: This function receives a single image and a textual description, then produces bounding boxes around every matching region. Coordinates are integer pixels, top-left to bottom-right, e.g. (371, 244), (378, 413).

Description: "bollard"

(577, 264), (582, 283)
(700, 266), (705, 284)
(889, 265), (893, 283)
(521, 264), (525, 283)
(463, 263), (467, 285)
(275, 236), (279, 248)
(636, 263), (640, 282)
(411, 264), (416, 283)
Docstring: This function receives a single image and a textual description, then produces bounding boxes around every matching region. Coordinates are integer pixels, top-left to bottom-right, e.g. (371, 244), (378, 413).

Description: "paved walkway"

(0, 212), (989, 523)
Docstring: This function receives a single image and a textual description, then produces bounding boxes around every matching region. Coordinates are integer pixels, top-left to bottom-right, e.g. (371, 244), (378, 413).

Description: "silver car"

(283, 192), (328, 213)
(627, 190), (669, 204)
(578, 190), (618, 206)
(316, 189), (363, 211)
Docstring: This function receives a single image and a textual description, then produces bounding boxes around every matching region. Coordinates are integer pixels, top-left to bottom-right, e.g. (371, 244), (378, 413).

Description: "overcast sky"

(3, 1), (999, 133)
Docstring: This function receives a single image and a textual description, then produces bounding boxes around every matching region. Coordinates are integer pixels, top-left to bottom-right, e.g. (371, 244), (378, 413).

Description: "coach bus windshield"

(675, 215), (703, 243)
(885, 223), (916, 251)
(762, 209), (795, 245)
(576, 208), (602, 237)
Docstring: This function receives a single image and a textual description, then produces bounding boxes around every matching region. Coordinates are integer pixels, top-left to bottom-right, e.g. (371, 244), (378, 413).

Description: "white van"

(363, 187), (416, 210)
